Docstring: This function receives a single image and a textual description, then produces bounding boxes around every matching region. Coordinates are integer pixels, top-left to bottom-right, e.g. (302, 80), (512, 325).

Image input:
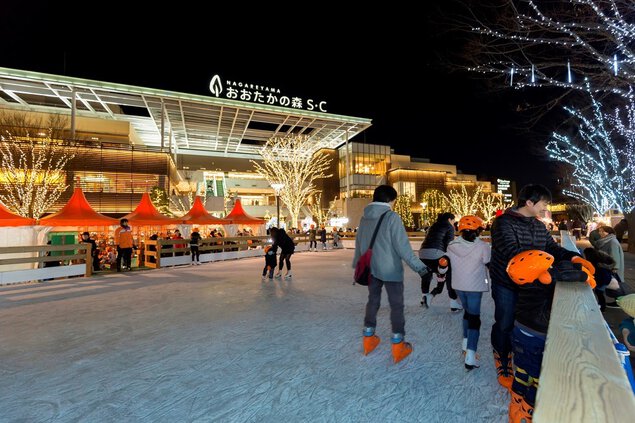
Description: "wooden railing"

(534, 283), (635, 422)
(0, 243), (93, 284)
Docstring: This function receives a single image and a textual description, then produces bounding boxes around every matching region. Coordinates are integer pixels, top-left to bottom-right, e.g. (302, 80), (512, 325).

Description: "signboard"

(209, 75), (328, 112)
(496, 179), (513, 204)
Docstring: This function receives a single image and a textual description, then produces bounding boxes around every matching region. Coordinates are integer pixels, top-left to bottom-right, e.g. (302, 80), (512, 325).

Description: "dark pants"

(279, 253), (292, 271)
(309, 240), (317, 249)
(364, 275), (405, 335)
(92, 251), (100, 271)
(191, 246), (200, 262)
(116, 247), (132, 271)
(511, 326), (545, 407)
(262, 264), (274, 278)
(420, 257), (456, 300)
(491, 282), (518, 367)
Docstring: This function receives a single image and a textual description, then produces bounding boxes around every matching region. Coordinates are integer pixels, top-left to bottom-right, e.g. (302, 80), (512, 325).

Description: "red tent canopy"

(123, 192), (178, 226)
(40, 188), (118, 227)
(224, 199), (266, 225)
(0, 202), (36, 226)
(180, 196), (228, 225)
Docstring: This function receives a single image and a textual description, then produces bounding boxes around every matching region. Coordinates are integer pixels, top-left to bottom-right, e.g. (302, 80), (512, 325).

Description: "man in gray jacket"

(353, 185), (429, 363)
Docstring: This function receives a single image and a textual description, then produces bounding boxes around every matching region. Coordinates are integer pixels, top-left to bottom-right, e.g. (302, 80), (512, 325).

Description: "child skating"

(262, 245), (277, 280)
(446, 215), (490, 370)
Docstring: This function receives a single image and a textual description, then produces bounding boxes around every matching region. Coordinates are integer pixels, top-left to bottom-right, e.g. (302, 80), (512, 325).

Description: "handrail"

(534, 283), (635, 422)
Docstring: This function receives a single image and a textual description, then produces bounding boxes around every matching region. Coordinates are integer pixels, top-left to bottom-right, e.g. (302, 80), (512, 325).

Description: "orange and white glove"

(572, 256), (595, 276)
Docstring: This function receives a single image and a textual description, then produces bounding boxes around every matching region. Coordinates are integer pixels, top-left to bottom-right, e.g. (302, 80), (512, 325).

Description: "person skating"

(270, 227), (295, 278)
(505, 250), (595, 422)
(320, 225), (327, 250)
(80, 231), (100, 272)
(262, 245), (278, 280)
(489, 184), (595, 391)
(446, 216), (490, 370)
(308, 224), (317, 251)
(418, 212), (461, 311)
(353, 185), (429, 363)
(189, 228), (202, 265)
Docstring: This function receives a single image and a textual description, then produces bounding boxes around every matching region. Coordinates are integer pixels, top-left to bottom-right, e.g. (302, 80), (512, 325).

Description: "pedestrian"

(505, 251), (595, 421)
(172, 229), (185, 256)
(189, 227), (202, 265)
(308, 224), (317, 251)
(446, 215), (490, 370)
(418, 212), (461, 311)
(353, 185), (429, 363)
(596, 226), (625, 282)
(332, 227), (341, 248)
(114, 218), (134, 272)
(262, 245), (278, 280)
(489, 184), (594, 390)
(80, 231), (100, 272)
(270, 227), (295, 278)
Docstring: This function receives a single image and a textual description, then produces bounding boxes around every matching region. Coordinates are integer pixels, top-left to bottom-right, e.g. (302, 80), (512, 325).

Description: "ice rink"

(0, 249), (508, 422)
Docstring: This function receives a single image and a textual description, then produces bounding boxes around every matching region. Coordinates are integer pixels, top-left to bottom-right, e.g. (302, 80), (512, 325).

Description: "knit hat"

(617, 294), (635, 318)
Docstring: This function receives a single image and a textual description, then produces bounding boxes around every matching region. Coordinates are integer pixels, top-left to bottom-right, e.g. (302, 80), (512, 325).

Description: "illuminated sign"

(209, 75), (328, 112)
(496, 178), (513, 203)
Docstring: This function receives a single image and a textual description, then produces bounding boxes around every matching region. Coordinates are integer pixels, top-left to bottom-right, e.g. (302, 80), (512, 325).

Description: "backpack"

(354, 211), (389, 286)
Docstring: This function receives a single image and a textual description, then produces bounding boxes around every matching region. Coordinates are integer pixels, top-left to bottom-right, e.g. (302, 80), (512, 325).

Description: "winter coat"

(447, 237), (491, 292)
(320, 229), (327, 242)
(352, 202), (425, 282)
(595, 234), (624, 281)
(419, 221), (454, 256)
(308, 229), (317, 241)
(272, 230), (295, 254)
(189, 231), (201, 246)
(115, 226), (134, 249)
(490, 208), (579, 291)
(265, 246), (278, 267)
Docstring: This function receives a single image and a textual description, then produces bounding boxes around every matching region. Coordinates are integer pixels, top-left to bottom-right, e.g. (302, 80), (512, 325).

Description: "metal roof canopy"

(0, 67), (372, 158)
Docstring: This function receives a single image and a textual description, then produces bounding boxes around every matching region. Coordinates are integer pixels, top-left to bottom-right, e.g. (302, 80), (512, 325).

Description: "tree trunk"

(626, 211), (635, 253)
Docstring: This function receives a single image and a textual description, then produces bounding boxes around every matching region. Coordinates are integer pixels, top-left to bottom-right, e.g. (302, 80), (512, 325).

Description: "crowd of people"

(353, 184), (632, 422)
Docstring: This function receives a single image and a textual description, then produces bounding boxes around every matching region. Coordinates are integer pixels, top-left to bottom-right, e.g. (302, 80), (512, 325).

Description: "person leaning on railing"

(505, 250), (596, 422)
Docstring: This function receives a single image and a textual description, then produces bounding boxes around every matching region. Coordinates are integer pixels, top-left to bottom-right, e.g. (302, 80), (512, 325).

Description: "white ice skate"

(450, 298), (463, 312)
(284, 271), (293, 279)
(274, 271), (282, 278)
(465, 349), (480, 371)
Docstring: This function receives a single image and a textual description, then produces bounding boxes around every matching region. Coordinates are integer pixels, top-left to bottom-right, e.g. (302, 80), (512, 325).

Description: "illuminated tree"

(420, 189), (446, 226)
(394, 194), (414, 229)
(566, 203), (595, 223)
(546, 90), (634, 215)
(467, 0), (634, 100)
(0, 113), (74, 219)
(150, 186), (172, 216)
(478, 192), (507, 222)
(308, 192), (329, 226)
(445, 184), (484, 218)
(252, 134), (332, 228)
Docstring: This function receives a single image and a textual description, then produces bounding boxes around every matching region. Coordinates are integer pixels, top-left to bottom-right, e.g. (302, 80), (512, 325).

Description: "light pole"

(420, 202), (427, 229)
(271, 182), (285, 228)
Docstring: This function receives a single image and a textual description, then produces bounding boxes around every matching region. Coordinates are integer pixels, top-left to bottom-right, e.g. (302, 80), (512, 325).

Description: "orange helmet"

(264, 245), (272, 253)
(458, 215), (485, 232)
(506, 250), (554, 285)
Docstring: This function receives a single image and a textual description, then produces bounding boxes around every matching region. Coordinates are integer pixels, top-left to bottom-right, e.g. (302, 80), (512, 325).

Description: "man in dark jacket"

(418, 212), (459, 310)
(489, 184), (593, 391)
(80, 232), (100, 272)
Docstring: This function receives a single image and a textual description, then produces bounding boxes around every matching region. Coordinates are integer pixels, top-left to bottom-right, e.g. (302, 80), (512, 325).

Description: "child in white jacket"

(447, 215), (491, 370)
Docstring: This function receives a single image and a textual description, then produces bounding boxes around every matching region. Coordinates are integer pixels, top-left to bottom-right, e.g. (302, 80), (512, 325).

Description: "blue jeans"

(456, 290), (483, 351)
(490, 283), (518, 366)
(511, 326), (545, 407)
(364, 276), (405, 335)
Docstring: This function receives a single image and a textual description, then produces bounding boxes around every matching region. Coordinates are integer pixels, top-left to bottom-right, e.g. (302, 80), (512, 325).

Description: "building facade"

(0, 68), (505, 227)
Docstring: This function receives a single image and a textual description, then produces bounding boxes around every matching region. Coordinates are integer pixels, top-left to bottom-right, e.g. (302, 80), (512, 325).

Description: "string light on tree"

(546, 88), (635, 215)
(444, 185), (484, 218)
(252, 134), (332, 229)
(0, 132), (74, 219)
(469, 0), (635, 99)
(394, 194), (414, 229)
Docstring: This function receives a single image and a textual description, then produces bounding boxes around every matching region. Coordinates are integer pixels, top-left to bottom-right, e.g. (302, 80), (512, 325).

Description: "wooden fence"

(0, 243), (93, 284)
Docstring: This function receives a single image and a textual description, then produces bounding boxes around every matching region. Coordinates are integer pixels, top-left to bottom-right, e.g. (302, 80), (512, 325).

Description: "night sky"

(0, 1), (561, 191)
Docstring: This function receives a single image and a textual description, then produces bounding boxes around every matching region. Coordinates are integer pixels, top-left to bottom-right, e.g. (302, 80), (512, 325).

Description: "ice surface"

(0, 250), (508, 422)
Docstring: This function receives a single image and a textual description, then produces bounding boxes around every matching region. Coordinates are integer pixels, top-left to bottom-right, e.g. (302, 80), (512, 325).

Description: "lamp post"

(271, 182), (285, 228)
(420, 202), (428, 229)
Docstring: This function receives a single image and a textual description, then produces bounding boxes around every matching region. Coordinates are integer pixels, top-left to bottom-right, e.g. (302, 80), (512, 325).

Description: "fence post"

(156, 240), (162, 268)
(85, 244), (92, 277)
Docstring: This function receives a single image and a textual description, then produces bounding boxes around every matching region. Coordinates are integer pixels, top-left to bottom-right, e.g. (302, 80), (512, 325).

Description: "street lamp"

(271, 182), (285, 228)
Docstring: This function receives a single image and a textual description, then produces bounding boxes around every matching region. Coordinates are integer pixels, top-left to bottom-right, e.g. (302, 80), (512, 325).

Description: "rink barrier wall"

(144, 234), (336, 268)
(534, 283), (635, 422)
(0, 243), (93, 284)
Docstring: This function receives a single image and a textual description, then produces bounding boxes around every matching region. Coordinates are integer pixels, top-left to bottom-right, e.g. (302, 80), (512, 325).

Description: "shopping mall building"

(0, 68), (510, 227)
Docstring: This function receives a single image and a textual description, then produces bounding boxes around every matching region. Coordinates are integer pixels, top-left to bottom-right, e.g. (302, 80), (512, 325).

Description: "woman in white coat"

(447, 215), (491, 370)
